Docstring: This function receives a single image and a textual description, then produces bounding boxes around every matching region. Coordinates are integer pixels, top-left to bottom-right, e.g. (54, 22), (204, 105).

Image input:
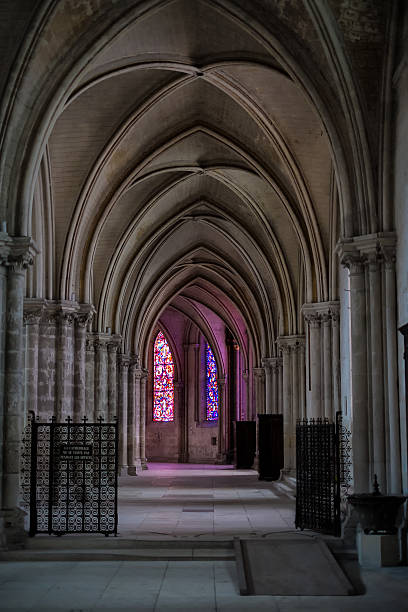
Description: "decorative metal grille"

(295, 411), (350, 536)
(21, 416), (118, 536)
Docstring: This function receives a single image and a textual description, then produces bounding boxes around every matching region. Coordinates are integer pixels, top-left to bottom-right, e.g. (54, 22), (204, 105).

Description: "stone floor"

(117, 462), (296, 538)
(1, 463), (407, 610)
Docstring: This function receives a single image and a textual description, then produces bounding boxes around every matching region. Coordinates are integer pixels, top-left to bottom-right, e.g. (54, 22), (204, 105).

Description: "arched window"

(206, 343), (218, 421)
(153, 331), (174, 421)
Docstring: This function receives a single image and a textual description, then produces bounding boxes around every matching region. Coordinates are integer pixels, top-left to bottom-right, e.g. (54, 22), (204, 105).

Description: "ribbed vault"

(19, 0), (389, 368)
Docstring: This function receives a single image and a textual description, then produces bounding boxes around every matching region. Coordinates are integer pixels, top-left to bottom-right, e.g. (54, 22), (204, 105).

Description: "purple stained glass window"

(206, 343), (218, 421)
(153, 331), (174, 421)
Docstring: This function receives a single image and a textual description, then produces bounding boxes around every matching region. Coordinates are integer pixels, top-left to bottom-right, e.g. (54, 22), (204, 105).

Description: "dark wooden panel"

(235, 421), (256, 469)
(258, 414), (284, 481)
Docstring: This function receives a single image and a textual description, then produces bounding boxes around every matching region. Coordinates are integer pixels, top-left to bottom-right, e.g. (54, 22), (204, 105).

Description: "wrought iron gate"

(295, 412), (350, 536)
(21, 416), (118, 536)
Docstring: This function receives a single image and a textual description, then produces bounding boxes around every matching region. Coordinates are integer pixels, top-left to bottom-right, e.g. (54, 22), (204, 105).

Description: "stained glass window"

(206, 343), (218, 421)
(153, 331), (174, 421)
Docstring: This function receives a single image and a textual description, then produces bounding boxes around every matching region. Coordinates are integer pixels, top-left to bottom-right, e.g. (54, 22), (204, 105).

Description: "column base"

(215, 452), (228, 464)
(127, 466), (138, 476)
(357, 532), (400, 567)
(118, 465), (128, 476)
(141, 458), (148, 470)
(0, 508), (27, 551)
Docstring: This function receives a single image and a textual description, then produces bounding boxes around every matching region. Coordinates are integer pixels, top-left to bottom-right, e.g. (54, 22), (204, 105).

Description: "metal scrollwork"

(295, 413), (346, 537)
(22, 415), (118, 536)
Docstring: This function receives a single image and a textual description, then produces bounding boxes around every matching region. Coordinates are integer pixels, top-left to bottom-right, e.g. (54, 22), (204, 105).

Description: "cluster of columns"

(24, 299), (95, 421)
(337, 233), (401, 494)
(117, 355), (148, 475)
(301, 301), (340, 421)
(0, 233), (36, 546)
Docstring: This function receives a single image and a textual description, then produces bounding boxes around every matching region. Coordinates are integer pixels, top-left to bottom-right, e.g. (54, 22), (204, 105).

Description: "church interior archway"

(0, 0), (407, 553)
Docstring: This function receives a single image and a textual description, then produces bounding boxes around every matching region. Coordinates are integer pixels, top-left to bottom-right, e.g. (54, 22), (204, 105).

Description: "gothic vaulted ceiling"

(12, 0), (390, 365)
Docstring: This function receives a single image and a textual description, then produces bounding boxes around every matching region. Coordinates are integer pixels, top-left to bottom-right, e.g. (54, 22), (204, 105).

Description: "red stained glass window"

(153, 331), (174, 421)
(206, 343), (218, 421)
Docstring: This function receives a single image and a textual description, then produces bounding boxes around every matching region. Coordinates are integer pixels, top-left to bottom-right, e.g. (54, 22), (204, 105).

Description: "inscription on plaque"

(58, 444), (93, 461)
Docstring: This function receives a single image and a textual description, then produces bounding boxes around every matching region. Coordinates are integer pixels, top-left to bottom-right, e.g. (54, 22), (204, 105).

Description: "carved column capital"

(118, 354), (130, 371)
(0, 236), (38, 271)
(253, 367), (265, 380)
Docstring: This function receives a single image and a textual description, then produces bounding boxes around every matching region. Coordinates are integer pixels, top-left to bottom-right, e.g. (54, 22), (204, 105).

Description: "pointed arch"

(153, 329), (175, 422)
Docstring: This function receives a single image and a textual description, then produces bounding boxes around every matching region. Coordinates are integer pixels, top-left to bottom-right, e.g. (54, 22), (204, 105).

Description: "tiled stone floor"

(1, 463), (408, 610)
(117, 463), (296, 538)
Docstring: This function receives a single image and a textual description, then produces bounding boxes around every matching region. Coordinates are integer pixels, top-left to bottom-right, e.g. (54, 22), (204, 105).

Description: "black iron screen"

(295, 412), (350, 536)
(22, 416), (118, 536)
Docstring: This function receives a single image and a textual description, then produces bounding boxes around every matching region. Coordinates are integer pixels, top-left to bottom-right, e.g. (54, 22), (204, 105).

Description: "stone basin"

(348, 493), (406, 535)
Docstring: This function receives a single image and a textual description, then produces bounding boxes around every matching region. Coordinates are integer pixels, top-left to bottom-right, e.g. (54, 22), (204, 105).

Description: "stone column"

(23, 306), (43, 417)
(253, 367), (265, 416)
(280, 343), (291, 471)
(140, 369), (148, 469)
(277, 357), (283, 416)
(242, 370), (249, 421)
(216, 377), (227, 463)
(262, 358), (274, 414)
(118, 354), (129, 474)
(85, 335), (95, 420)
(367, 252), (386, 489)
(74, 311), (91, 422)
(383, 246), (402, 493)
(56, 309), (75, 421)
(299, 344), (306, 419)
(305, 313), (322, 418)
(38, 309), (57, 420)
(1, 237), (35, 546)
(338, 244), (369, 492)
(94, 337), (108, 420)
(332, 311), (340, 418)
(322, 313), (332, 420)
(127, 358), (138, 475)
(133, 367), (143, 472)
(271, 359), (279, 414)
(107, 338), (120, 421)
(277, 336), (305, 475)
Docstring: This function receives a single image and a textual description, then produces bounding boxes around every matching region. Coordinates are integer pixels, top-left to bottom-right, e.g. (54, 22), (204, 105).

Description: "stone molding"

(253, 367), (265, 380)
(336, 233), (396, 271)
(302, 301), (340, 321)
(0, 235), (37, 270)
(277, 335), (306, 353)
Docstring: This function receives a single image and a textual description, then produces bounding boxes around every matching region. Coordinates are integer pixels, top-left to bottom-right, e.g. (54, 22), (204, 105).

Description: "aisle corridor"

(118, 463), (296, 538)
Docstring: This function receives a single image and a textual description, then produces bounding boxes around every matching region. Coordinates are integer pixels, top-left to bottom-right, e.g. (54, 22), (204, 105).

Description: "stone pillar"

(277, 336), (306, 475)
(56, 309), (75, 421)
(23, 305), (43, 417)
(299, 344), (306, 419)
(85, 335), (95, 420)
(322, 314), (332, 420)
(367, 252), (386, 489)
(383, 246), (402, 493)
(277, 357), (283, 416)
(133, 367), (143, 472)
(304, 313), (322, 418)
(74, 309), (93, 422)
(338, 244), (369, 492)
(253, 367), (265, 415)
(271, 359), (279, 414)
(94, 337), (108, 420)
(107, 337), (121, 421)
(140, 369), (148, 469)
(216, 378), (227, 463)
(280, 343), (291, 471)
(127, 358), (138, 475)
(0, 237), (35, 547)
(332, 311), (340, 418)
(262, 358), (274, 414)
(118, 354), (130, 474)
